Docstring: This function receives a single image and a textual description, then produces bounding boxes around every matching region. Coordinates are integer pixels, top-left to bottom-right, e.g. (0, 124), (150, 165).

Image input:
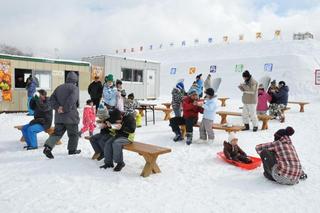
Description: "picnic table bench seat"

(288, 101), (309, 112)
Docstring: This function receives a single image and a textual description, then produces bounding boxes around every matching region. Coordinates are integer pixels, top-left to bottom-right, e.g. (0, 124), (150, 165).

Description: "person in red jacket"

(169, 89), (203, 145)
(79, 99), (96, 137)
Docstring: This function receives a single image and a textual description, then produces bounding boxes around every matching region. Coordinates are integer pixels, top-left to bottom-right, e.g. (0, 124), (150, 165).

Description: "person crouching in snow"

(255, 126), (307, 185)
(223, 133), (252, 164)
(100, 112), (136, 171)
(79, 99), (96, 137)
(169, 89), (203, 145)
(257, 84), (272, 115)
(171, 80), (185, 117)
(196, 88), (217, 143)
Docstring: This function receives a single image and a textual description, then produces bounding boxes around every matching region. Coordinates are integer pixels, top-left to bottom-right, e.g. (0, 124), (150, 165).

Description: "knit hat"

(128, 93), (134, 99)
(97, 103), (110, 121)
(188, 88), (198, 96)
(121, 89), (126, 97)
(105, 74), (114, 82)
(196, 74), (202, 79)
(205, 88), (215, 97)
(285, 126), (295, 136)
(176, 82), (184, 90)
(228, 132), (237, 143)
(271, 80), (276, 85)
(242, 70), (251, 78)
(274, 126), (295, 140)
(116, 79), (122, 85)
(279, 81), (286, 86)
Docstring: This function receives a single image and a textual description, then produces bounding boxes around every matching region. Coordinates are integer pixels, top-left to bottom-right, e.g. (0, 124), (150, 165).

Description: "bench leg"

(261, 120), (268, 130)
(180, 125), (186, 138)
(20, 136), (25, 142)
(220, 115), (227, 124)
(56, 140), (62, 145)
(299, 104), (305, 112)
(164, 111), (171, 121)
(221, 100), (227, 107)
(141, 154), (160, 177)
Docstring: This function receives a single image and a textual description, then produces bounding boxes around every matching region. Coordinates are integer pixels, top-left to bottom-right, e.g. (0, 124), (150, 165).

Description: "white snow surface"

(1, 98), (320, 213)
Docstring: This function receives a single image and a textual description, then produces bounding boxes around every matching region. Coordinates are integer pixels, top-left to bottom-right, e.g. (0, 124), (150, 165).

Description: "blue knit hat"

(188, 88), (198, 96)
(176, 82), (184, 90)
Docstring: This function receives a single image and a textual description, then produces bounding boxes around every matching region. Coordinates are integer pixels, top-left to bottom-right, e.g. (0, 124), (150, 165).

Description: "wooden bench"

(216, 111), (273, 130)
(179, 123), (244, 138)
(218, 97), (230, 107)
(155, 107), (173, 121)
(14, 125), (62, 145)
(288, 101), (309, 112)
(85, 136), (171, 177)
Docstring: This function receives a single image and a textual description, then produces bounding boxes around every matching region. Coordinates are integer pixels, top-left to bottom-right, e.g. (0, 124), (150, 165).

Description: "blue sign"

(182, 41), (186, 46)
(208, 38), (213, 43)
(264, 63), (273, 72)
(170, 68), (177, 75)
(210, 65), (216, 73)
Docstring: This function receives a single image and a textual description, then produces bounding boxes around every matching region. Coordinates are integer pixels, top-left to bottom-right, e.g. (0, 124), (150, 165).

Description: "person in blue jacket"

(25, 75), (38, 116)
(269, 81), (289, 122)
(102, 74), (117, 109)
(196, 74), (203, 98)
(21, 89), (52, 150)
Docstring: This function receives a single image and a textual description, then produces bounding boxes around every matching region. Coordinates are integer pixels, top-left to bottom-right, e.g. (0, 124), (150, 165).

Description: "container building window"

(35, 70), (52, 90)
(14, 69), (32, 88)
(121, 68), (143, 83)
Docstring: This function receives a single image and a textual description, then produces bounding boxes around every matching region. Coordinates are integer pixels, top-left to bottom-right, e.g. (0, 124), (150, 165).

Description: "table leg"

(261, 120), (268, 130)
(220, 115), (227, 124)
(141, 154), (160, 177)
(300, 104), (305, 112)
(180, 125), (186, 138)
(139, 109), (144, 117)
(145, 108), (147, 126)
(152, 106), (155, 125)
(221, 99), (227, 107)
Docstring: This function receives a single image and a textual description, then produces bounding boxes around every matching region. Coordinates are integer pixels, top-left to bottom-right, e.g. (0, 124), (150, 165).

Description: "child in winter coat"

(223, 133), (252, 164)
(197, 88), (218, 143)
(80, 99), (96, 137)
(257, 84), (272, 115)
(102, 74), (117, 109)
(256, 126), (307, 185)
(171, 80), (184, 117)
(115, 80), (126, 112)
(169, 89), (203, 145)
(124, 93), (141, 127)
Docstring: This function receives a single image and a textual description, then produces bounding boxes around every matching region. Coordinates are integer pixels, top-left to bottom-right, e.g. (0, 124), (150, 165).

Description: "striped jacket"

(256, 135), (302, 182)
(171, 88), (183, 109)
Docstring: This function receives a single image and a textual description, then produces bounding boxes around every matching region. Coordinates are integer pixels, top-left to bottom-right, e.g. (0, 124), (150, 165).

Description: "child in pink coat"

(257, 84), (272, 115)
(80, 99), (96, 136)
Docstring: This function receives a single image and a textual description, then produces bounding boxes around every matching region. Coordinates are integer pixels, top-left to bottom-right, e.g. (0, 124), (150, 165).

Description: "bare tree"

(0, 44), (33, 56)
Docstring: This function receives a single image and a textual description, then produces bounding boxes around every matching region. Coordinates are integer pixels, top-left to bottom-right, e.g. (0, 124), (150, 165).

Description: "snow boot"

(114, 162), (126, 172)
(253, 126), (258, 132)
(27, 146), (38, 150)
(300, 172), (308, 180)
(242, 124), (250, 131)
(100, 162), (114, 169)
(43, 145), (54, 159)
(97, 153), (104, 161)
(68, 150), (81, 155)
(280, 115), (285, 123)
(186, 132), (193, 145)
(78, 131), (82, 137)
(91, 152), (101, 160)
(173, 130), (183, 142)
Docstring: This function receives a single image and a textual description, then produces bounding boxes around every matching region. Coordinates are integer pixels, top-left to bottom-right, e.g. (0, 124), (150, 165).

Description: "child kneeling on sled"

(223, 133), (252, 164)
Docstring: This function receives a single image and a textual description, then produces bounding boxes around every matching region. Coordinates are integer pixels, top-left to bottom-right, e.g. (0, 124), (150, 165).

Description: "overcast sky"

(1, 0), (319, 59)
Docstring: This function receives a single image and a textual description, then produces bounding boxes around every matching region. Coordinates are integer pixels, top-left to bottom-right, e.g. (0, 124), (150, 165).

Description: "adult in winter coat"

(196, 74), (204, 98)
(26, 75), (38, 116)
(21, 90), (52, 150)
(43, 72), (81, 159)
(171, 81), (184, 117)
(269, 81), (289, 122)
(100, 112), (136, 172)
(257, 84), (272, 115)
(238, 70), (258, 132)
(204, 74), (212, 91)
(102, 74), (117, 109)
(88, 76), (103, 111)
(256, 126), (307, 185)
(169, 89), (203, 145)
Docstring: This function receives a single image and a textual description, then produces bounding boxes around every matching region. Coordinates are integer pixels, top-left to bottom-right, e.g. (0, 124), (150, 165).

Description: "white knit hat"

(228, 132), (237, 143)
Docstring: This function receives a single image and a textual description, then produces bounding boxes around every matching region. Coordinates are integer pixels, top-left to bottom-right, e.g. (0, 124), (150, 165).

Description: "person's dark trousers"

(90, 133), (110, 154)
(185, 117), (197, 133)
(259, 149), (277, 181)
(91, 97), (101, 111)
(45, 123), (79, 151)
(169, 117), (185, 134)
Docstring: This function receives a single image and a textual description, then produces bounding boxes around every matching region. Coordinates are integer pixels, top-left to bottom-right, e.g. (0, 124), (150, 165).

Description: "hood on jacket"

(66, 72), (78, 84)
(280, 85), (289, 93)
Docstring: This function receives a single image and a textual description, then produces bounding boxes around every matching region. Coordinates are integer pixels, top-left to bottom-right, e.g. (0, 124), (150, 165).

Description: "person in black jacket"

(88, 76), (103, 111)
(21, 89), (53, 150)
(100, 112), (136, 172)
(269, 81), (289, 122)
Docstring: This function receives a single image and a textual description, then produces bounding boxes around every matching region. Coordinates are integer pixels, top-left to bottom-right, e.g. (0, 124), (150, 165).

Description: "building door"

(147, 70), (156, 99)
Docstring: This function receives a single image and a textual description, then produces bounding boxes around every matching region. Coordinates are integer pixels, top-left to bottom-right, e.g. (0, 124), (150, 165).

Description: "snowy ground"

(0, 98), (320, 213)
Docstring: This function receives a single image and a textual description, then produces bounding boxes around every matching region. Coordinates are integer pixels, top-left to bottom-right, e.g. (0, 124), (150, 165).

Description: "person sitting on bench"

(100, 111), (136, 172)
(89, 106), (122, 161)
(223, 133), (252, 164)
(21, 89), (52, 150)
(255, 126), (307, 185)
(169, 89), (203, 145)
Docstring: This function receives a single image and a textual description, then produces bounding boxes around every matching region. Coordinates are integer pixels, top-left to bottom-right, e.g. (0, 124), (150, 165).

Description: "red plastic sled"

(217, 152), (262, 170)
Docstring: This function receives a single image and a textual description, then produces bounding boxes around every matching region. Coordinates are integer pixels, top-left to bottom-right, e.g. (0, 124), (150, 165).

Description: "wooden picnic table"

(162, 102), (172, 109)
(137, 103), (157, 126)
(288, 101), (309, 112)
(218, 97), (230, 107)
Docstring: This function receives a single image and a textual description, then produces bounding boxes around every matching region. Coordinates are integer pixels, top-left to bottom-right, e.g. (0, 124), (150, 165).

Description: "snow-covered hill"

(124, 39), (320, 100)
